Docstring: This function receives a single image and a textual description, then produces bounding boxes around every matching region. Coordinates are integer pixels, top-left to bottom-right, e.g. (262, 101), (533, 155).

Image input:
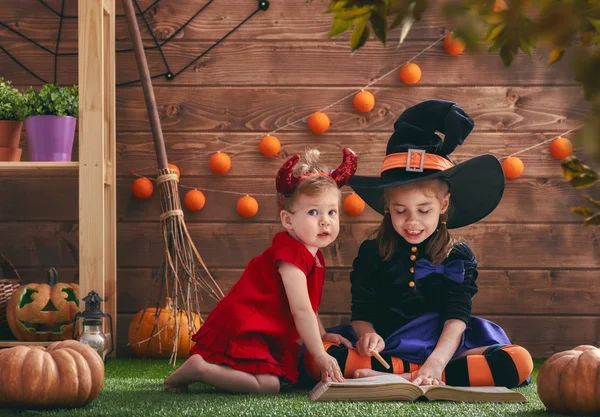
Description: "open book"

(309, 374), (527, 403)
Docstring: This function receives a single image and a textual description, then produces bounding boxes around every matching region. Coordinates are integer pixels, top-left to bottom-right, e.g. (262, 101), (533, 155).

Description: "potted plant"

(0, 77), (25, 161)
(23, 84), (79, 162)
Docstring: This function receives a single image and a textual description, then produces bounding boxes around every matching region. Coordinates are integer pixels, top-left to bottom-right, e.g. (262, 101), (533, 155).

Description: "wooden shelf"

(0, 162), (79, 172)
(0, 340), (53, 348)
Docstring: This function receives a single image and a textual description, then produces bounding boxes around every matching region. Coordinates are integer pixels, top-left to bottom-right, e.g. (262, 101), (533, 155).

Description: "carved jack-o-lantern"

(6, 268), (80, 341)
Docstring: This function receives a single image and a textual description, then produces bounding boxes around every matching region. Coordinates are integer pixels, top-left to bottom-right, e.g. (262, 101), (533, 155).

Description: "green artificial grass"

(0, 358), (568, 417)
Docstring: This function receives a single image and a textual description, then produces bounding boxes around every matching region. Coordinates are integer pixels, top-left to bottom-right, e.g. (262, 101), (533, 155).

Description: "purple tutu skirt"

(304, 312), (512, 363)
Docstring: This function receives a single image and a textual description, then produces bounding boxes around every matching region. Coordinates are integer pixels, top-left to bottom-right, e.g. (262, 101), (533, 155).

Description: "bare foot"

(163, 381), (189, 393)
(352, 369), (413, 380)
(163, 354), (208, 393)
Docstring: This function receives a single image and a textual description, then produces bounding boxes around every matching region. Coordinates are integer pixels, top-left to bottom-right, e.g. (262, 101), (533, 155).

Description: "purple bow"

(414, 259), (465, 284)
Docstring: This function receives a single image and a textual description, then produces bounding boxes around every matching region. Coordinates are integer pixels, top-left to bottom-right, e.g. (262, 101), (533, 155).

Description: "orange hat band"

(381, 150), (454, 174)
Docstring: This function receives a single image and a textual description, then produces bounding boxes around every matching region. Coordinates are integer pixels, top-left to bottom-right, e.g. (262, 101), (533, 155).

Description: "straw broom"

(121, 0), (224, 364)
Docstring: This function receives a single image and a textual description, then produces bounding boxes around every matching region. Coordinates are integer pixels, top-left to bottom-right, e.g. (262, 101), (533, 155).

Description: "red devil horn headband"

(276, 148), (358, 196)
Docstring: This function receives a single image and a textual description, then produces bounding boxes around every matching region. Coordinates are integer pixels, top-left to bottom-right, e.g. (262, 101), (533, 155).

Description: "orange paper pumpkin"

(353, 91), (375, 113)
(128, 297), (201, 359)
(237, 195), (259, 218)
(259, 135), (281, 157)
(132, 177), (154, 199)
(443, 33), (466, 56)
(343, 193), (365, 216)
(168, 163), (181, 179)
(537, 345), (600, 415)
(184, 189), (206, 211)
(550, 137), (573, 160)
(308, 112), (330, 134)
(502, 156), (524, 179)
(399, 63), (421, 85)
(210, 152), (231, 175)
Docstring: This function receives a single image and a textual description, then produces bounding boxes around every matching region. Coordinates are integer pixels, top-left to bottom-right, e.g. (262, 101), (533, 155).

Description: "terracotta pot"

(0, 120), (23, 148)
(0, 147), (22, 162)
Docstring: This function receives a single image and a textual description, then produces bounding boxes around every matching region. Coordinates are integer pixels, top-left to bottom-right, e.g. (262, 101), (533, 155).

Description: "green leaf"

(584, 195), (600, 209)
(370, 8), (388, 45)
(499, 44), (515, 66)
(584, 212), (600, 226)
(329, 16), (354, 37)
(571, 206), (595, 218)
(588, 18), (600, 33)
(519, 38), (532, 57)
(351, 16), (371, 51)
(548, 47), (565, 65)
(325, 0), (349, 13)
(561, 156), (597, 179)
(486, 23), (506, 42)
(570, 174), (599, 189)
(336, 5), (372, 19)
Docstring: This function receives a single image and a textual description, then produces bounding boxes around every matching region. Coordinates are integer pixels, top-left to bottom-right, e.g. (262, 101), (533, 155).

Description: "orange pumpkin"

(259, 135), (281, 157)
(353, 91), (375, 113)
(128, 297), (202, 358)
(6, 268), (79, 341)
(132, 177), (154, 199)
(184, 189), (206, 211)
(168, 163), (181, 179)
(308, 112), (330, 134)
(210, 152), (231, 174)
(343, 193), (366, 216)
(0, 340), (104, 408)
(537, 345), (600, 415)
(502, 156), (524, 179)
(550, 137), (573, 160)
(237, 195), (259, 218)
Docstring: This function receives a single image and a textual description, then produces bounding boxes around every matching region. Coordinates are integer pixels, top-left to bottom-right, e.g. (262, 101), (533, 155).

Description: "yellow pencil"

(372, 350), (390, 369)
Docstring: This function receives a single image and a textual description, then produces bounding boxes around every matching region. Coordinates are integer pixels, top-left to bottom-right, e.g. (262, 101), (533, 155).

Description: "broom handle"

(121, 0), (169, 170)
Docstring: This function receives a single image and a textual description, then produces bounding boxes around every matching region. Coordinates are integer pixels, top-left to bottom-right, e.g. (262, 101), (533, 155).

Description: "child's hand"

(411, 357), (446, 386)
(356, 332), (385, 356)
(321, 333), (353, 349)
(313, 352), (345, 383)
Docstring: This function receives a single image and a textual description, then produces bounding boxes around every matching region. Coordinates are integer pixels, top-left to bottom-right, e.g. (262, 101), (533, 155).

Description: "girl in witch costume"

(164, 148), (357, 394)
(301, 100), (533, 388)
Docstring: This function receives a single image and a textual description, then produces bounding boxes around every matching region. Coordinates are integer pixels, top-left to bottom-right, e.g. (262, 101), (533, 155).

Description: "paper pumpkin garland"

(132, 177), (154, 199)
(210, 152), (232, 174)
(308, 112), (330, 134)
(550, 137), (572, 159)
(343, 193), (366, 216)
(259, 135), (281, 157)
(443, 33), (466, 56)
(184, 189), (206, 212)
(353, 91), (375, 113)
(502, 156), (524, 179)
(399, 63), (421, 85)
(237, 195), (259, 218)
(168, 163), (181, 179)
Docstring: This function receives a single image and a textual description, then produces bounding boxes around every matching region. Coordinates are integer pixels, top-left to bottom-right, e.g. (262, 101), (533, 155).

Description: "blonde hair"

(371, 179), (456, 264)
(279, 148), (341, 213)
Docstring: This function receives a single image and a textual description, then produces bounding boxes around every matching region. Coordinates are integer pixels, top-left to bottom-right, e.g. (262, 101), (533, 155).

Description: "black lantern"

(72, 290), (114, 363)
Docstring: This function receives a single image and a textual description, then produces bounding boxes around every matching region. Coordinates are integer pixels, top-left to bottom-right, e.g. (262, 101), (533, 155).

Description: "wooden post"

(78, 0), (117, 356)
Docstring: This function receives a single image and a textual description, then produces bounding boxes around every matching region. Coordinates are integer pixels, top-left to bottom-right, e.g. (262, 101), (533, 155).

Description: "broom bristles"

(127, 169), (224, 365)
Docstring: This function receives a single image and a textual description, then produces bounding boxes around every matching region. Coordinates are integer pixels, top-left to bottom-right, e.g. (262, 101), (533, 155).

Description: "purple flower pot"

(25, 115), (77, 162)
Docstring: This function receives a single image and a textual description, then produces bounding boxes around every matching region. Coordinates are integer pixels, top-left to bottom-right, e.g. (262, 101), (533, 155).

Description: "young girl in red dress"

(163, 147), (357, 394)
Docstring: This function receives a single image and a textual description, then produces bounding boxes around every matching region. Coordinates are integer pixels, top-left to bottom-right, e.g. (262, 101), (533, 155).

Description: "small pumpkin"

(128, 297), (202, 358)
(6, 268), (79, 341)
(0, 340), (104, 407)
(537, 345), (600, 415)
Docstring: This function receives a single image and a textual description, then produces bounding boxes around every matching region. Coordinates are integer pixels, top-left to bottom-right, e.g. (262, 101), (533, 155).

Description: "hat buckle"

(406, 149), (425, 172)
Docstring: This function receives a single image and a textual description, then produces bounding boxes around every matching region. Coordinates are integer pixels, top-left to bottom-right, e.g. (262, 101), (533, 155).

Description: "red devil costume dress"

(189, 148), (357, 384)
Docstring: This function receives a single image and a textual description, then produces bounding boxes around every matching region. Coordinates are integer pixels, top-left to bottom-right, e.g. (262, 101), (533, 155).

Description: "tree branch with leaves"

(317, 0), (600, 225)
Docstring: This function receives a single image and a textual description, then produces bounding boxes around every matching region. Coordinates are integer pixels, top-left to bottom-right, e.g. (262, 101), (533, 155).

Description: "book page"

(323, 374), (412, 387)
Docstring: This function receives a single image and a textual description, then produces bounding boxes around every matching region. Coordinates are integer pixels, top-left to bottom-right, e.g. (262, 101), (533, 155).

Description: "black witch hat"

(348, 100), (505, 229)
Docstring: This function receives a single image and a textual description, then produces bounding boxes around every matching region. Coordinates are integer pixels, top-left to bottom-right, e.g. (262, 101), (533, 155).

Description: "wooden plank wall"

(1, 0), (599, 358)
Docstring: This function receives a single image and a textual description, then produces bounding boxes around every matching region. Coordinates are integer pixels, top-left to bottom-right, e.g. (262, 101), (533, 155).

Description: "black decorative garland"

(0, 0), (270, 85)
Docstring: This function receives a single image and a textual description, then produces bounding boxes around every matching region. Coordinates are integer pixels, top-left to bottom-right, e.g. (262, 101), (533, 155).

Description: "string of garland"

(0, 0), (269, 85)
(126, 33), (581, 217)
